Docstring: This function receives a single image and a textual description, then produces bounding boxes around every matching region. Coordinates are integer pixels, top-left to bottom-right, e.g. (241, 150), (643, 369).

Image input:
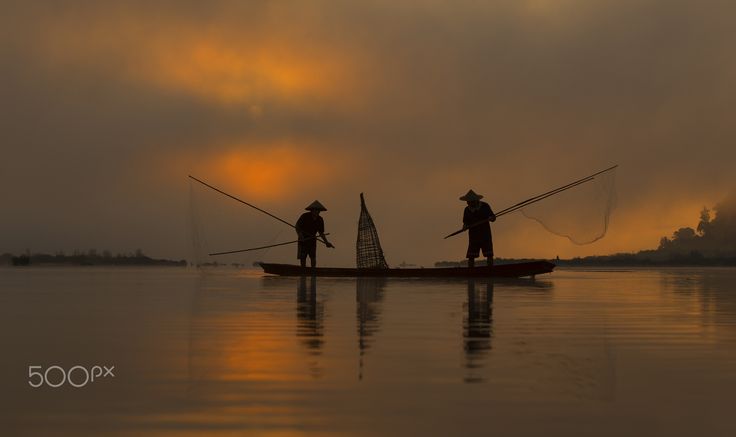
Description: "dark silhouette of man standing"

(296, 200), (334, 268)
(460, 190), (496, 268)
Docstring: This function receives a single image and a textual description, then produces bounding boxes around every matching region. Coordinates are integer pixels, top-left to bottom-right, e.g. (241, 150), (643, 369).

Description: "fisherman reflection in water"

(460, 190), (496, 268)
(296, 200), (335, 268)
(464, 278), (494, 383)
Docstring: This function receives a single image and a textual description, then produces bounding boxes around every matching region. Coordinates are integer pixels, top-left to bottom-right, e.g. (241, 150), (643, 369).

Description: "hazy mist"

(2, 0), (735, 266)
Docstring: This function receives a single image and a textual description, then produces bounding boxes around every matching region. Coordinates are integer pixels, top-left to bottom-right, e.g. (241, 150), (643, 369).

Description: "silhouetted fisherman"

(460, 190), (496, 268)
(296, 200), (334, 268)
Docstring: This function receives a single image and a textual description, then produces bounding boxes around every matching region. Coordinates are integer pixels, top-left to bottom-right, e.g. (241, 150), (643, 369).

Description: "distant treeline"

(1, 249), (186, 267)
(555, 253), (736, 267)
(436, 197), (736, 267)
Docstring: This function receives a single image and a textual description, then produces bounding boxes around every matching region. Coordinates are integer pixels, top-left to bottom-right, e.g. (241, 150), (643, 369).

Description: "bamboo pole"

(188, 175), (295, 228)
(209, 234), (330, 256)
(444, 165), (618, 239)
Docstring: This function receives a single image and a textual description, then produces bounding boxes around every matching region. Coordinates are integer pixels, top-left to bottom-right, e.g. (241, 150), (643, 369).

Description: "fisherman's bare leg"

(487, 257), (493, 268)
(300, 257), (307, 268)
(310, 256), (316, 268)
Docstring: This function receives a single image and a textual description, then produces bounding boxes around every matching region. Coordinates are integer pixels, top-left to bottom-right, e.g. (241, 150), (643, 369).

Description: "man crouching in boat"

(296, 200), (335, 268)
(460, 190), (496, 268)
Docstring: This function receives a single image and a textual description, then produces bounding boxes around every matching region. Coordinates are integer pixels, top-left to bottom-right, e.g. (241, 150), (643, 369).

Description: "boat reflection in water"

(5, 268), (736, 435)
(186, 272), (615, 401)
(296, 275), (387, 381)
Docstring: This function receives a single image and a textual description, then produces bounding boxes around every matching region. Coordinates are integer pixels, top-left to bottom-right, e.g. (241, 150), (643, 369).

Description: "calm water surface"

(1, 267), (736, 436)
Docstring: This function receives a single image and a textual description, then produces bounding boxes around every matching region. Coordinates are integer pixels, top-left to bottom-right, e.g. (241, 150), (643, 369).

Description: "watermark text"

(28, 365), (115, 388)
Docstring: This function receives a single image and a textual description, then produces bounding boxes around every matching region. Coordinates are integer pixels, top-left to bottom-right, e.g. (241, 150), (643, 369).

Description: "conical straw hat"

(459, 189), (483, 201)
(305, 200), (327, 211)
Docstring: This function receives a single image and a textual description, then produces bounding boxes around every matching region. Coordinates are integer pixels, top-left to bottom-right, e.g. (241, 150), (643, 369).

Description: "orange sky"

(2, 1), (735, 265)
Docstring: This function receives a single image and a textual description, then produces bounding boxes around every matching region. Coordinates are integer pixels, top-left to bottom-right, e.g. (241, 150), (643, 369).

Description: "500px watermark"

(28, 365), (115, 388)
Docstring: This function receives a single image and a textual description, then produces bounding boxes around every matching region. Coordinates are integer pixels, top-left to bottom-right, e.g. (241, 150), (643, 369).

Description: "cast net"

(517, 166), (617, 245)
(356, 193), (389, 269)
(188, 177), (288, 267)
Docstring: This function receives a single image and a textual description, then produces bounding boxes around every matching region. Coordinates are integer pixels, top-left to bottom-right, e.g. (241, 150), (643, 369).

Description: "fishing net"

(356, 193), (389, 269)
(188, 182), (209, 267)
(188, 178), (288, 267)
(518, 166), (617, 245)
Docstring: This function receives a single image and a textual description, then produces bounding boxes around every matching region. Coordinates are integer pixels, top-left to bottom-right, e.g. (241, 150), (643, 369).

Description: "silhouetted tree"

(673, 227), (696, 242)
(697, 207), (711, 236)
(656, 197), (736, 258)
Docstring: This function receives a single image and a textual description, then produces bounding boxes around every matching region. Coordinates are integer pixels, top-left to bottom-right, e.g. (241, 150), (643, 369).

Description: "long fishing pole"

(189, 175), (331, 249)
(496, 177), (593, 217)
(445, 178), (592, 239)
(209, 234), (331, 256)
(493, 164), (616, 217)
(188, 175), (295, 228)
(496, 164), (618, 216)
(495, 177), (592, 216)
(444, 165), (618, 239)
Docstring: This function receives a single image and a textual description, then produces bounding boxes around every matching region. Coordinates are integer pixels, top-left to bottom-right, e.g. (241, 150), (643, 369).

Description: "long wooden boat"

(259, 261), (555, 278)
